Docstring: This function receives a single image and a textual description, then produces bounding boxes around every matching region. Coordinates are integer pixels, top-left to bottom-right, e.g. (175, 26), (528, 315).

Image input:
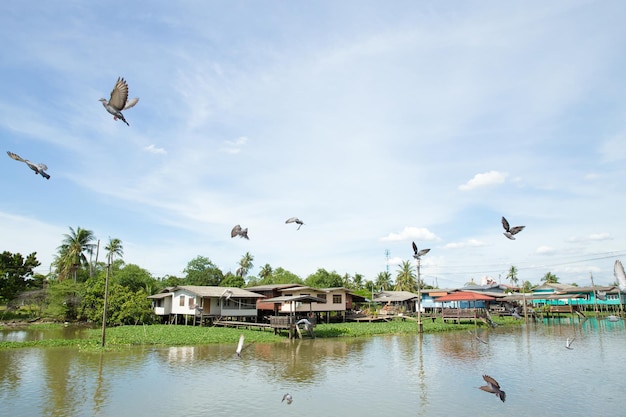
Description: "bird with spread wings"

(99, 77), (139, 126)
(7, 151), (50, 180)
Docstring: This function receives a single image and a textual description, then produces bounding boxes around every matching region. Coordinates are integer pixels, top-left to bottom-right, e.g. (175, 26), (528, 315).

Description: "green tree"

(352, 273), (364, 290)
(105, 238), (123, 268)
(55, 226), (96, 282)
(395, 261), (417, 292)
(114, 264), (153, 293)
(259, 264), (273, 282)
(521, 280), (533, 293)
(183, 256), (223, 286)
(0, 251), (40, 304)
(541, 272), (559, 284)
(236, 252), (254, 279)
(507, 265), (519, 288)
(267, 267), (303, 285)
(375, 271), (392, 291)
(305, 268), (343, 288)
(46, 279), (82, 320)
(220, 272), (245, 288)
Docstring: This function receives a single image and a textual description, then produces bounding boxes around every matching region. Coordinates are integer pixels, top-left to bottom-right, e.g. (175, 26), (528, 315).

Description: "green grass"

(0, 316), (524, 350)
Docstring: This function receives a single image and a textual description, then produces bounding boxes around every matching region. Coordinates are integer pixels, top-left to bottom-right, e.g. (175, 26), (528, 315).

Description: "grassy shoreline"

(0, 317), (525, 351)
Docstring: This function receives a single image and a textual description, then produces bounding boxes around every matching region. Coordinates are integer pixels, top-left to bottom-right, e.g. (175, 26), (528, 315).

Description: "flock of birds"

(7, 77), (140, 180)
(230, 217), (305, 240)
(8, 76), (626, 407)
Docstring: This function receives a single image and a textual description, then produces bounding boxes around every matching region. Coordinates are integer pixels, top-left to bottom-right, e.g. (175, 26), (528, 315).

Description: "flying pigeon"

(285, 217), (304, 230)
(479, 375), (506, 402)
(99, 77), (139, 126)
(234, 334), (254, 358)
(565, 337), (574, 350)
(596, 290), (607, 301)
(468, 329), (487, 344)
(221, 289), (233, 301)
(412, 241), (430, 258)
(281, 393), (293, 405)
(501, 217), (525, 240)
(231, 225), (249, 240)
(615, 260), (626, 293)
(511, 308), (523, 320)
(6, 151), (50, 180)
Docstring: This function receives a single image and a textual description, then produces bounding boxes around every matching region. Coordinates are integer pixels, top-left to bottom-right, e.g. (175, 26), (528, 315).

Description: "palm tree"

(375, 271), (392, 291)
(258, 263), (273, 283)
(342, 273), (351, 288)
(395, 260), (417, 292)
(352, 273), (364, 290)
(541, 271), (559, 284)
(105, 238), (124, 269)
(56, 226), (96, 282)
(507, 265), (519, 288)
(236, 252), (254, 278)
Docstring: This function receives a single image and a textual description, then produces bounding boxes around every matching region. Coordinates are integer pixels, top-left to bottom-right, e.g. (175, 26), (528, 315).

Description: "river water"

(0, 318), (624, 417)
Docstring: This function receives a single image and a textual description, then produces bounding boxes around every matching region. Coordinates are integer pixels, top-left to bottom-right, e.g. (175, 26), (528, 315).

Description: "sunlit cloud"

(220, 136), (248, 154)
(144, 144), (167, 154)
(381, 226), (440, 242)
(568, 233), (612, 243)
(458, 170), (508, 191)
(444, 239), (485, 249)
(536, 246), (556, 255)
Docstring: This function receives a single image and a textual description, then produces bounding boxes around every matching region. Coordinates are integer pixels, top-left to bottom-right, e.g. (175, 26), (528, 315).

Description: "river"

(0, 317), (623, 416)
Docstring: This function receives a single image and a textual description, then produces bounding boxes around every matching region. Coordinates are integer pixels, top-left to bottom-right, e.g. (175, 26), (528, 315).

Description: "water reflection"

(0, 319), (625, 416)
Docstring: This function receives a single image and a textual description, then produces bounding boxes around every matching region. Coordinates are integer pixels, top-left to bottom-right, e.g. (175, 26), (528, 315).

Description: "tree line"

(1, 226), (576, 323)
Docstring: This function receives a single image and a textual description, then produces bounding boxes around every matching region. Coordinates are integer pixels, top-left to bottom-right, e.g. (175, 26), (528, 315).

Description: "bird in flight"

(565, 337), (574, 350)
(234, 334), (254, 358)
(479, 375), (506, 402)
(501, 217), (525, 240)
(282, 393), (293, 405)
(412, 241), (430, 258)
(285, 217), (305, 230)
(615, 260), (626, 293)
(99, 77), (139, 126)
(596, 290), (607, 301)
(231, 225), (249, 240)
(6, 151), (50, 180)
(221, 289), (233, 301)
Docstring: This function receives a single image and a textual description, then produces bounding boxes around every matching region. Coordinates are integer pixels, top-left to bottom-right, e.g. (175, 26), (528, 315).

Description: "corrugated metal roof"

(263, 294), (327, 303)
(175, 286), (264, 298)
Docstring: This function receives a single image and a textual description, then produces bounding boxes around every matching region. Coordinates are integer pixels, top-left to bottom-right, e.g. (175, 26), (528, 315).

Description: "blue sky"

(1, 1), (624, 288)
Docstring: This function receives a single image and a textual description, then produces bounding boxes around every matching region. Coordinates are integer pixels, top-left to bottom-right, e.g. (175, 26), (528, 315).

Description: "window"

(189, 298), (195, 309)
(317, 294), (327, 302)
(179, 296), (185, 306)
(333, 295), (342, 304)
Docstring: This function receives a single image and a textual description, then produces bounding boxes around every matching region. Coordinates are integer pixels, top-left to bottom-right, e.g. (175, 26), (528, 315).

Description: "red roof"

(435, 291), (495, 302)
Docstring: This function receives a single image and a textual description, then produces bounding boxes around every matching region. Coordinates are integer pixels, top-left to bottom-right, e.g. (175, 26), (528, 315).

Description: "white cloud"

(458, 170), (508, 191)
(568, 233), (612, 243)
(444, 239), (485, 249)
(220, 136), (248, 154)
(144, 144), (167, 154)
(381, 227), (440, 242)
(536, 246), (556, 255)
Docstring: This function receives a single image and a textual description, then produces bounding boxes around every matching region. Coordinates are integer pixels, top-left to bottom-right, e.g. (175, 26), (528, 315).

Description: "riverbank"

(0, 316), (527, 350)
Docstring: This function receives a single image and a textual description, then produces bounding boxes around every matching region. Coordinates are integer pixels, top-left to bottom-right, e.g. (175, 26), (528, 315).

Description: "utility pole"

(412, 242), (430, 334)
(101, 254), (111, 347)
(590, 271), (598, 316)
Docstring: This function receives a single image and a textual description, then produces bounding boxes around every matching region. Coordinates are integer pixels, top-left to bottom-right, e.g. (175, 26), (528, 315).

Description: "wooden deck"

(441, 308), (479, 323)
